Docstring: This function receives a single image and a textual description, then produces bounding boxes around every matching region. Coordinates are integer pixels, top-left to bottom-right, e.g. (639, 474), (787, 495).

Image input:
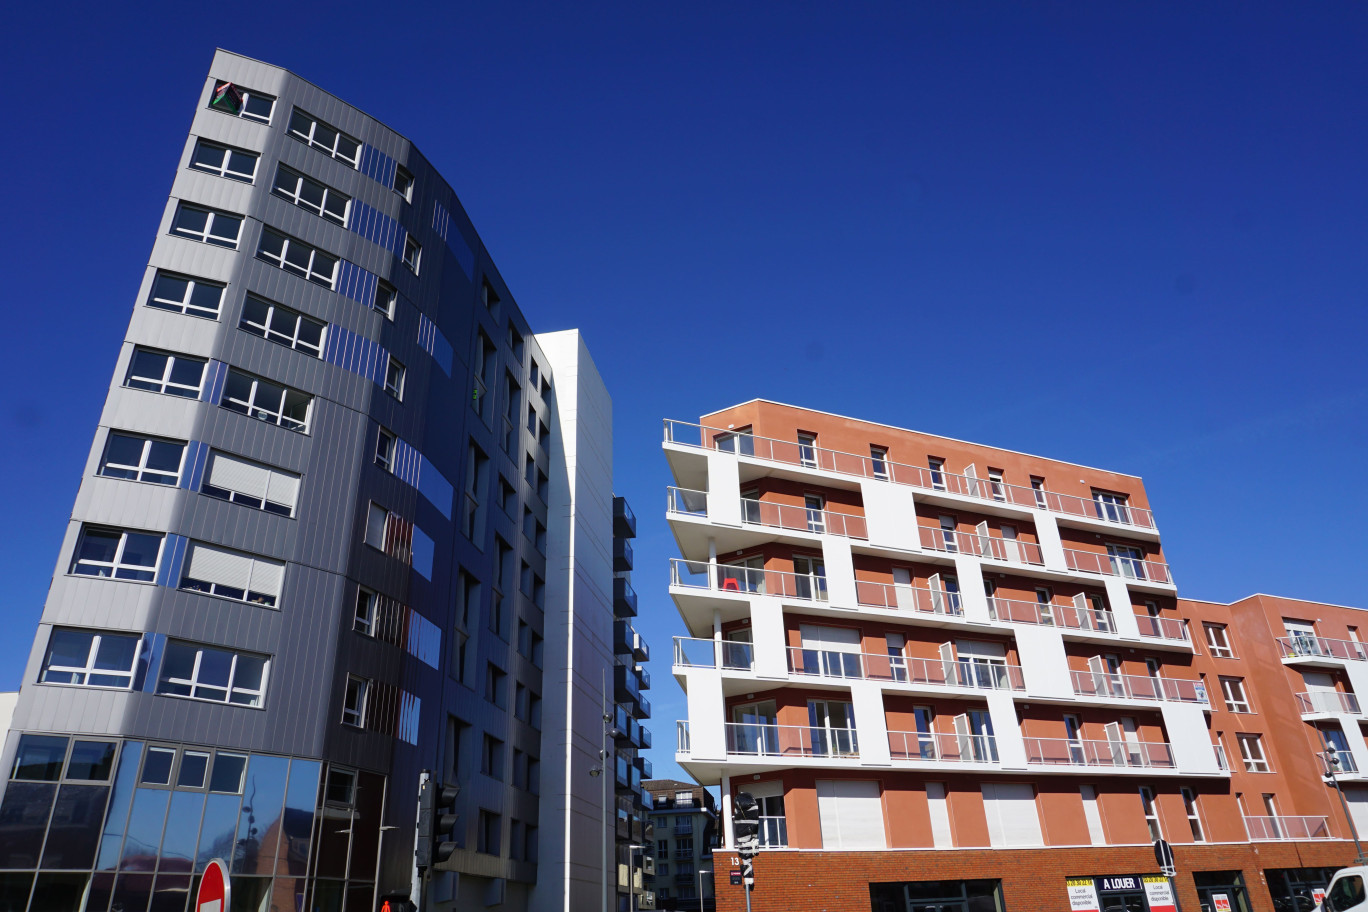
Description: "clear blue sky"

(2, 2), (1365, 785)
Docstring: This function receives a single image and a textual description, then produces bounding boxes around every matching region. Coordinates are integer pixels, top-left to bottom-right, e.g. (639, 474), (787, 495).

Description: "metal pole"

(1326, 749), (1367, 863)
(698, 868), (710, 912)
(743, 863), (752, 912)
(602, 688), (612, 912)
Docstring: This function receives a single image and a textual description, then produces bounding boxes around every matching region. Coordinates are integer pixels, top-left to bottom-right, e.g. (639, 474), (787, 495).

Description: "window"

(125, 348), (206, 398)
(656, 840), (668, 859)
(1204, 623), (1234, 658)
(71, 526), (162, 581)
(485, 663), (507, 707)
(354, 587), (377, 635)
(928, 457), (946, 490)
(1238, 734), (1270, 772)
(529, 693), (542, 729)
(393, 165), (414, 201)
(364, 502), (401, 551)
(156, 641), (268, 706)
(1030, 476), (1047, 507)
(140, 746), (175, 784)
(938, 515), (958, 552)
(99, 432), (185, 485)
(40, 629), (140, 688)
(385, 356), (406, 399)
(1182, 787), (1205, 841)
(1093, 490), (1131, 523)
(514, 683), (529, 722)
(473, 332), (496, 416)
(256, 228), (338, 288)
(374, 279), (397, 318)
(1139, 786), (1162, 841)
(342, 676), (368, 727)
(483, 279), (501, 312)
(1328, 875), (1367, 912)
(375, 428), (396, 472)
(201, 450), (300, 517)
(403, 235), (422, 274)
(797, 432), (817, 468)
(272, 165), (349, 225)
(189, 139), (257, 182)
(1220, 676), (1251, 713)
(180, 541), (284, 607)
(870, 446), (888, 479)
(477, 809), (501, 855)
(501, 478), (517, 517)
(524, 823), (538, 862)
(222, 368), (313, 432)
(239, 295), (326, 357)
(326, 769), (356, 805)
(147, 270), (224, 318)
(171, 203), (242, 248)
(288, 108), (360, 165)
(178, 751), (210, 788)
(482, 734), (505, 779)
(463, 444), (489, 541)
(208, 81), (274, 123)
(988, 469), (1006, 501)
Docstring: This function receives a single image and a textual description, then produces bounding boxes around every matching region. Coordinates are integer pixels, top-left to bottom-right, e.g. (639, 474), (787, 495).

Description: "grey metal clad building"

(0, 50), (651, 912)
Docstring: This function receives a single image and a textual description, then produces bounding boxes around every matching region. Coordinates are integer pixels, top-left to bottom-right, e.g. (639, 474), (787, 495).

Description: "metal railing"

(888, 730), (999, 763)
(1023, 737), (1175, 769)
(919, 527), (1045, 566)
(1323, 749), (1360, 774)
(673, 636), (755, 671)
(1243, 815), (1333, 841)
(1070, 669), (1207, 703)
(987, 596), (1116, 632)
(740, 497), (867, 539)
(663, 418), (1157, 529)
(1278, 635), (1368, 662)
(676, 720), (691, 753)
(1062, 548), (1173, 584)
(724, 722), (860, 759)
(666, 486), (709, 517)
(669, 558), (829, 602)
(854, 580), (963, 615)
(787, 646), (1025, 691)
(1135, 614), (1190, 641)
(1295, 691), (1362, 714)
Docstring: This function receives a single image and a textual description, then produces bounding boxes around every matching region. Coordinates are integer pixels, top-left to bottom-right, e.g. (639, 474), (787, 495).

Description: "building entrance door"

(1099, 891), (1146, 912)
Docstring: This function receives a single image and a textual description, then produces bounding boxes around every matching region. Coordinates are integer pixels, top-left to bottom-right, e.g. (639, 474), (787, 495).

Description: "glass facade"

(0, 734), (383, 912)
(870, 879), (1004, 912)
(1265, 868), (1336, 912)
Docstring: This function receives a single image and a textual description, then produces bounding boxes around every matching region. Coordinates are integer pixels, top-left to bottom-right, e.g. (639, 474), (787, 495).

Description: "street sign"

(730, 869), (742, 886)
(195, 858), (231, 912)
(1153, 839), (1174, 873)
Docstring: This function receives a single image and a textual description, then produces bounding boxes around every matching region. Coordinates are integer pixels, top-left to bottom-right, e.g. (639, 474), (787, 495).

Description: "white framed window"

(1204, 623), (1234, 658)
(375, 428), (396, 472)
(1093, 490), (1131, 523)
(1221, 676), (1251, 713)
(201, 449), (299, 517)
(1238, 734), (1270, 772)
(125, 348), (206, 398)
(365, 502), (391, 549)
(988, 469), (1006, 501)
(180, 541), (285, 608)
(394, 165), (414, 201)
(1182, 787), (1205, 841)
(928, 457), (946, 490)
(403, 235), (422, 274)
(374, 280), (397, 319)
(342, 675), (369, 727)
(189, 139), (258, 183)
(99, 432), (185, 486)
(156, 640), (268, 706)
(287, 108), (360, 166)
(1030, 476), (1047, 507)
(354, 587), (377, 636)
(255, 228), (338, 288)
(208, 81), (275, 124)
(71, 526), (163, 581)
(271, 164), (350, 224)
(221, 369), (313, 433)
(146, 271), (224, 319)
(1138, 786), (1162, 841)
(171, 203), (242, 248)
(797, 432), (817, 468)
(40, 628), (140, 688)
(239, 295), (326, 357)
(385, 356), (406, 400)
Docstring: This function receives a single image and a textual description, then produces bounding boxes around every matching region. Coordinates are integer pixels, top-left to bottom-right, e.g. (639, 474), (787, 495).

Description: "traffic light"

(416, 774), (460, 869)
(377, 896), (417, 912)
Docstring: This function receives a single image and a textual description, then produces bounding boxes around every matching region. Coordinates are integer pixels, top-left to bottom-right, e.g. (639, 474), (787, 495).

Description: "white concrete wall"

(1032, 511), (1068, 571)
(1103, 577), (1141, 639)
(952, 557), (992, 623)
(706, 451), (741, 526)
(850, 681), (890, 765)
(1013, 626), (1074, 699)
(859, 480), (920, 552)
(1334, 714), (1368, 776)
(823, 538), (856, 606)
(1344, 662), (1368, 702)
(750, 598), (789, 679)
(1160, 702), (1220, 775)
(986, 692), (1027, 769)
(683, 670), (726, 761)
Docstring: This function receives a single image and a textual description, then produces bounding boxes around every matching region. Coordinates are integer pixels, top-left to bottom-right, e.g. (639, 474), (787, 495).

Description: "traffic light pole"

(1325, 748), (1368, 863)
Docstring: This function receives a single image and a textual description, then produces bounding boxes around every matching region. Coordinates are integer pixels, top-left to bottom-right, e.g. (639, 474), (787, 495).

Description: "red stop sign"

(195, 858), (231, 912)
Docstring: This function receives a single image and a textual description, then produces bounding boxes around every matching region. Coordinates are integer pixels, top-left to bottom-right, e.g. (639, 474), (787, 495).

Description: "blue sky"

(1, 2), (1365, 784)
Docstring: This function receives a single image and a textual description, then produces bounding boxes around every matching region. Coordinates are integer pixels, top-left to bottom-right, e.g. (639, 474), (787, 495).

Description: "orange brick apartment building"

(664, 400), (1365, 912)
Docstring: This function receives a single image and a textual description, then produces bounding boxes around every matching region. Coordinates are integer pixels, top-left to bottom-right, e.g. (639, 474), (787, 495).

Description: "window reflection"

(233, 754), (289, 876)
(197, 792), (243, 872)
(0, 783), (57, 868)
(40, 783), (109, 869)
(96, 741), (143, 870)
(120, 788), (170, 870)
(159, 790), (206, 872)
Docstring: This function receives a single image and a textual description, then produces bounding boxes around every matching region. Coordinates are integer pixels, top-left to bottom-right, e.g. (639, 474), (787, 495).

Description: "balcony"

(634, 755), (653, 778)
(668, 486), (870, 540)
(788, 646), (1026, 692)
(919, 527), (1044, 566)
(988, 595), (1115, 632)
(615, 663), (647, 710)
(888, 730), (999, 764)
(1243, 815), (1333, 841)
(670, 558), (829, 603)
(673, 636), (755, 671)
(1278, 635), (1368, 664)
(1062, 548), (1173, 586)
(1070, 670), (1208, 704)
(1134, 614), (1189, 642)
(663, 419), (1159, 531)
(1023, 737), (1175, 769)
(673, 848), (694, 859)
(614, 538), (634, 572)
(1323, 750), (1360, 775)
(724, 722), (860, 760)
(614, 620), (637, 657)
(855, 579), (964, 616)
(1296, 691), (1362, 715)
(614, 577), (638, 619)
(615, 496), (637, 539)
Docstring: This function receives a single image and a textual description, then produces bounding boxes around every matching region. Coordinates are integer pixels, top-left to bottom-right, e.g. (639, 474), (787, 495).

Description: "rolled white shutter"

(186, 542), (252, 589)
(208, 452), (269, 499)
(983, 783), (1043, 846)
(265, 470), (300, 510)
(248, 556), (284, 597)
(800, 625), (861, 652)
(955, 639), (1006, 658)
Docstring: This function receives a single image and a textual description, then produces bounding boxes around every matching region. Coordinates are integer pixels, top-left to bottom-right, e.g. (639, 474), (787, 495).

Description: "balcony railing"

(787, 646), (1025, 691)
(919, 527), (1045, 566)
(1296, 691), (1362, 714)
(759, 816), (788, 848)
(677, 720), (691, 752)
(724, 722), (860, 759)
(1243, 815), (1333, 841)
(1134, 614), (1190, 642)
(1070, 670), (1208, 704)
(854, 579), (964, 615)
(1023, 737), (1175, 769)
(1323, 749), (1360, 774)
(1062, 548), (1172, 585)
(670, 558), (828, 602)
(673, 636), (755, 671)
(1278, 635), (1368, 662)
(987, 596), (1115, 632)
(663, 419), (1158, 530)
(668, 487), (870, 539)
(888, 730), (999, 763)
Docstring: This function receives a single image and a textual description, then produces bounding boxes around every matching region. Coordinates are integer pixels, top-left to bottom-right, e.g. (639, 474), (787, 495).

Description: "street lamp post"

(1324, 748), (1367, 863)
(698, 868), (712, 912)
(590, 688), (621, 912)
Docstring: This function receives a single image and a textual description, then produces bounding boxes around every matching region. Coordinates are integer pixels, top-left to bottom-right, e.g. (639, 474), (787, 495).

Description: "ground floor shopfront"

(712, 842), (1355, 912)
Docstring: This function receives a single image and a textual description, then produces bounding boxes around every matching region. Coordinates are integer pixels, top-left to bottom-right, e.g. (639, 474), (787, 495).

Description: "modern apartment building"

(665, 400), (1362, 912)
(643, 779), (719, 911)
(0, 50), (650, 912)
